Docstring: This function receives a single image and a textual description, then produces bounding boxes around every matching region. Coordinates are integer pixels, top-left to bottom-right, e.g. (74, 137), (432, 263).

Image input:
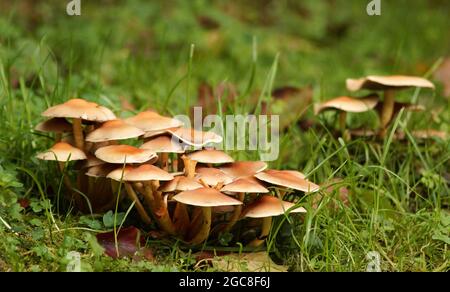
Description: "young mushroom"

(107, 166), (153, 225)
(159, 176), (203, 235)
(170, 127), (224, 172)
(85, 119), (144, 143)
(220, 177), (269, 232)
(219, 161), (268, 179)
(95, 145), (157, 164)
(36, 142), (87, 208)
(314, 95), (379, 139)
(42, 98), (116, 150)
(254, 169), (320, 197)
(125, 111), (184, 133)
(346, 75), (435, 137)
(242, 195), (306, 247)
(187, 149), (234, 167)
(172, 187), (242, 245)
(35, 118), (73, 142)
(140, 135), (186, 171)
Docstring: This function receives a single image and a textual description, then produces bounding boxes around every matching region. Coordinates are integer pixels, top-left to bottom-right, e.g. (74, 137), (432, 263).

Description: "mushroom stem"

(160, 153), (169, 171)
(188, 208), (203, 239)
(188, 207), (212, 245)
(72, 118), (84, 150)
(248, 216), (272, 247)
(379, 89), (396, 137)
(224, 192), (244, 232)
(58, 162), (84, 210)
(182, 156), (197, 178)
(173, 202), (190, 236)
(176, 153), (183, 172)
(143, 181), (177, 235)
(124, 183), (152, 225)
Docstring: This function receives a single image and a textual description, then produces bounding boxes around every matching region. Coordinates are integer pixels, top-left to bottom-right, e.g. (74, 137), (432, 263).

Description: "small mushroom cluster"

(314, 75), (435, 139)
(35, 98), (320, 246)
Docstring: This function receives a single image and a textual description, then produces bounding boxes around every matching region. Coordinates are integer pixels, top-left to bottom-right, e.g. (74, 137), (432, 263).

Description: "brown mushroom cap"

(42, 98), (116, 122)
(243, 195), (306, 218)
(35, 118), (72, 133)
(95, 145), (157, 164)
(255, 169), (319, 193)
(36, 142), (87, 161)
(168, 127), (223, 147)
(159, 176), (203, 192)
(85, 119), (144, 142)
(195, 167), (233, 186)
(314, 95), (379, 114)
(125, 111), (184, 132)
(122, 164), (174, 182)
(140, 135), (186, 153)
(85, 164), (118, 178)
(173, 187), (243, 207)
(346, 75), (435, 92)
(221, 177), (269, 193)
(106, 166), (134, 181)
(219, 161), (268, 179)
(187, 149), (234, 164)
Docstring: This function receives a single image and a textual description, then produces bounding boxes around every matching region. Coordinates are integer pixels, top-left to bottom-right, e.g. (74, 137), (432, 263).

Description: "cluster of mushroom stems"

(35, 99), (320, 246)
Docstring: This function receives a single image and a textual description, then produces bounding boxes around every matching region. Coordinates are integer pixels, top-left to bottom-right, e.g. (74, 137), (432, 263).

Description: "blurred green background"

(0, 0), (449, 106)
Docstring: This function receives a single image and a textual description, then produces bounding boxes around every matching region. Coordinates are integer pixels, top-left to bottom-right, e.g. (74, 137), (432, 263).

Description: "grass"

(0, 0), (449, 271)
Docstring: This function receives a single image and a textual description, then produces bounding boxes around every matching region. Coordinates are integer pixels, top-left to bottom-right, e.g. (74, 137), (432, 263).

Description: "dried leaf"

(96, 226), (153, 260)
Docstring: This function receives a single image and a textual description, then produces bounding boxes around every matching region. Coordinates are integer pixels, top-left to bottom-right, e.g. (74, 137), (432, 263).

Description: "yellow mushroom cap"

(36, 142), (87, 162)
(221, 177), (269, 193)
(35, 118), (72, 133)
(85, 119), (144, 142)
(159, 176), (203, 192)
(168, 127), (222, 147)
(219, 161), (268, 179)
(187, 149), (234, 164)
(243, 195), (306, 218)
(140, 135), (186, 153)
(314, 95), (379, 114)
(255, 169), (319, 193)
(95, 145), (157, 164)
(346, 75), (435, 92)
(125, 111), (184, 132)
(123, 164), (174, 182)
(195, 167), (233, 186)
(42, 98), (116, 122)
(173, 187), (243, 207)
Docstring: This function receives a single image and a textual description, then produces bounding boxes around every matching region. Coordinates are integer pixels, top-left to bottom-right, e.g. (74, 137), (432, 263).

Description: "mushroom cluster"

(314, 75), (435, 139)
(35, 98), (321, 247)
